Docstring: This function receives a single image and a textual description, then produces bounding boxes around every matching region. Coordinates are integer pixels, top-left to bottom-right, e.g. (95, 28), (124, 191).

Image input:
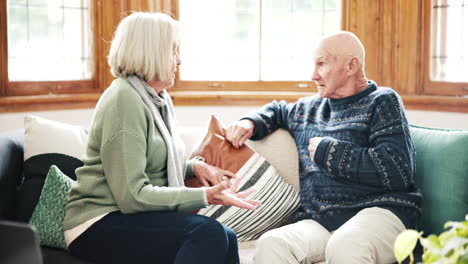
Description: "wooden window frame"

(420, 0), (468, 96)
(0, 1), (108, 112)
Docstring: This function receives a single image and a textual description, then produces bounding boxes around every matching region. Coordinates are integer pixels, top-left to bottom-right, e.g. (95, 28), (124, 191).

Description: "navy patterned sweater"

(243, 81), (422, 231)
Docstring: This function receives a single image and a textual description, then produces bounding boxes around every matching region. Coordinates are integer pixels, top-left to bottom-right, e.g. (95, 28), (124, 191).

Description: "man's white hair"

(108, 12), (179, 82)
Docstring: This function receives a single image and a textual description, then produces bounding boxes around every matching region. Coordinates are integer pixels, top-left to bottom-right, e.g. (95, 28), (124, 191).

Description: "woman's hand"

(205, 177), (261, 210)
(193, 160), (236, 187)
(225, 119), (255, 149)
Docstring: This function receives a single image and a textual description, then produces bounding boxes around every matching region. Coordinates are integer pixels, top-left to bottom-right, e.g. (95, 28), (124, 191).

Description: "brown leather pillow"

(191, 115), (253, 173)
(185, 115), (254, 187)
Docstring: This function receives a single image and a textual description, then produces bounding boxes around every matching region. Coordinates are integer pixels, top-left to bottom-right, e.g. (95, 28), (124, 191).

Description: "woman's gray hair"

(108, 12), (179, 82)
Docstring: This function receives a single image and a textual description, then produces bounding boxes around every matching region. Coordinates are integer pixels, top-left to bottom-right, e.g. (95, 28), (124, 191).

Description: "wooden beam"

(169, 91), (468, 113)
(0, 93), (101, 113)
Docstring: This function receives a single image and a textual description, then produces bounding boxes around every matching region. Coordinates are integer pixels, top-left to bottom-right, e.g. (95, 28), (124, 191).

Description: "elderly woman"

(63, 12), (259, 264)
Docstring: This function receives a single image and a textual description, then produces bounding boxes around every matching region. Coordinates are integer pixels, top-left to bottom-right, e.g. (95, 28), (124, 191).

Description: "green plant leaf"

(422, 250), (440, 263)
(441, 237), (468, 256)
(394, 230), (420, 263)
(458, 251), (468, 264)
(440, 230), (457, 246)
(421, 235), (442, 251)
(456, 222), (468, 238)
(446, 221), (465, 229)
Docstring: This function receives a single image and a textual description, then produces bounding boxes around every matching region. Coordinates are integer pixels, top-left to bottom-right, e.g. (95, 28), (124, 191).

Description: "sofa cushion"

(246, 129), (299, 191)
(18, 115), (87, 222)
(189, 115), (300, 241)
(410, 125), (468, 235)
(30, 165), (76, 249)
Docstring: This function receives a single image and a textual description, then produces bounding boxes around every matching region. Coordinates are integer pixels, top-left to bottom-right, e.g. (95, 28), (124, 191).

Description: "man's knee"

(256, 231), (285, 251)
(325, 231), (374, 264)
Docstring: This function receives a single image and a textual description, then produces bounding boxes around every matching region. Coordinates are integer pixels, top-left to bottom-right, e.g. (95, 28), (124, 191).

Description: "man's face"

(311, 45), (347, 98)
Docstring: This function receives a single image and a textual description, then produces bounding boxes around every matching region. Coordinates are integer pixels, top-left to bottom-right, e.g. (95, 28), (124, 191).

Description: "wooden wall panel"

(94, 0), (121, 91)
(393, 0), (420, 95)
(93, 0), (171, 91)
(343, 0), (421, 96)
(157, 0), (175, 14)
(0, 0), (7, 95)
(343, 0), (382, 85)
(380, 0), (396, 88)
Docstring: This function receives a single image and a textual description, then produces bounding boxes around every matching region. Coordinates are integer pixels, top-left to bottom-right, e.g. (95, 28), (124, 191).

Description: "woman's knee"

(223, 225), (238, 245)
(190, 217), (230, 247)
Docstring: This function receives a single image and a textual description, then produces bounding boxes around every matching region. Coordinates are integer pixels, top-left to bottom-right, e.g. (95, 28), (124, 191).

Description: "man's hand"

(205, 177), (261, 210)
(226, 119), (255, 148)
(193, 160), (236, 187)
(308, 137), (324, 163)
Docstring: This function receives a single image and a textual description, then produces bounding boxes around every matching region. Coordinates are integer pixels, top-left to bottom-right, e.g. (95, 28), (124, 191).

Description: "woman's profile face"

(165, 42), (181, 88)
(172, 43), (181, 78)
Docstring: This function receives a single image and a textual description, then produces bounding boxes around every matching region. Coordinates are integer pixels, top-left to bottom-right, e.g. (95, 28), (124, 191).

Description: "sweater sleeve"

(101, 130), (207, 213)
(313, 93), (416, 191)
(185, 157), (203, 179)
(242, 100), (295, 140)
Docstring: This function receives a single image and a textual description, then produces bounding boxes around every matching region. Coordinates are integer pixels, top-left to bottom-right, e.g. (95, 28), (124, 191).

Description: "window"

(176, 0), (341, 91)
(430, 0), (467, 82)
(1, 0), (98, 97)
(422, 0), (468, 96)
(7, 0), (92, 82)
(1, 0), (165, 112)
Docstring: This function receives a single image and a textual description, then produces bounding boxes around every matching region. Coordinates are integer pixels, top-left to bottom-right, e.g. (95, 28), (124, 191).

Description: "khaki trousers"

(254, 207), (406, 264)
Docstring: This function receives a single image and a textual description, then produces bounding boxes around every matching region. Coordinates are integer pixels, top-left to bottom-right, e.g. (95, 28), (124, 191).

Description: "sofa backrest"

(409, 125), (468, 235)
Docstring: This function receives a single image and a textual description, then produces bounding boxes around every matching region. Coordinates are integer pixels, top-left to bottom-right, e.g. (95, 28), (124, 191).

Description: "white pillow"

(24, 115), (88, 161)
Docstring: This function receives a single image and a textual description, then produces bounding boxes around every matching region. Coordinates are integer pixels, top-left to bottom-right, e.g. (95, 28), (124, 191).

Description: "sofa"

(1, 122), (467, 264)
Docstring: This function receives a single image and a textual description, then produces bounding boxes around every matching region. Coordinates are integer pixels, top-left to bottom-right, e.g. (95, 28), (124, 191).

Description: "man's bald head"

(311, 31), (369, 99)
(315, 31), (365, 72)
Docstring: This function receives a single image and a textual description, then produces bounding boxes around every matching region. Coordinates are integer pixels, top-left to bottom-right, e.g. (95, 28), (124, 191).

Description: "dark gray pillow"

(17, 116), (87, 222)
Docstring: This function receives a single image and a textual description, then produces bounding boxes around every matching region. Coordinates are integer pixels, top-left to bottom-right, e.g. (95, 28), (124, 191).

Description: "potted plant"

(394, 215), (468, 264)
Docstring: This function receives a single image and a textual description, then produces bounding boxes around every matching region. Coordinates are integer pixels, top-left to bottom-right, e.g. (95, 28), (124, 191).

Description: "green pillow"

(29, 165), (75, 249)
(410, 125), (468, 235)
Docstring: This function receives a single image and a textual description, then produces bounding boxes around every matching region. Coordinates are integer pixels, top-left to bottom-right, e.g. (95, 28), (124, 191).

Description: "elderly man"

(226, 31), (422, 264)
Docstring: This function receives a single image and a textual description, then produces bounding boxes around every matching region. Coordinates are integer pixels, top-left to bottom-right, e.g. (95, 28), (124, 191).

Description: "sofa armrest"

(0, 130), (25, 220)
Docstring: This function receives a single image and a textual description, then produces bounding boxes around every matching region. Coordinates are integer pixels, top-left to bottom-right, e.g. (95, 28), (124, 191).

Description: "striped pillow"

(190, 115), (300, 241)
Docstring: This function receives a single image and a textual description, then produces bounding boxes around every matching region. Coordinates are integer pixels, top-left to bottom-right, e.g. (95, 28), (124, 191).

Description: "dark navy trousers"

(68, 211), (239, 264)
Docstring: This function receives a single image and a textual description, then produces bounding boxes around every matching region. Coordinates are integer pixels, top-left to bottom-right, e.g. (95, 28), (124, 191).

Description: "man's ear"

(346, 57), (360, 76)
